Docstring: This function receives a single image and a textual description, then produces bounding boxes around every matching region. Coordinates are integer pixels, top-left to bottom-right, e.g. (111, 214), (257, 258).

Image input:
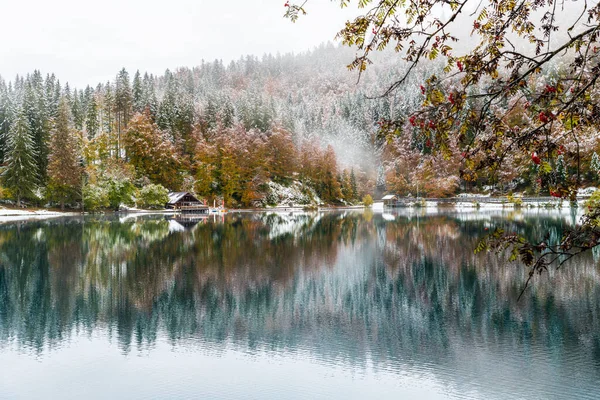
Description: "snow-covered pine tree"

(556, 155), (566, 184)
(114, 68), (132, 158)
(85, 94), (99, 139)
(23, 78), (50, 184)
(71, 89), (84, 131)
(101, 82), (115, 156)
(591, 152), (600, 181)
(2, 106), (39, 206)
(132, 70), (144, 114)
(0, 78), (14, 163)
(142, 73), (158, 117)
(157, 69), (178, 138)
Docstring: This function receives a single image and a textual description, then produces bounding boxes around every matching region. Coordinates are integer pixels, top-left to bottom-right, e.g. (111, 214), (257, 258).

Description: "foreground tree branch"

(286, 0), (600, 295)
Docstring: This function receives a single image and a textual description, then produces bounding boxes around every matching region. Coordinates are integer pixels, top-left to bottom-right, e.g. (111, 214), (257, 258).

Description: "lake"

(0, 210), (598, 399)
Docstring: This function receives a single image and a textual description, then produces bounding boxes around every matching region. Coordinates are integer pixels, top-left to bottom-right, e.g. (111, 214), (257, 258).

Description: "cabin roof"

(167, 192), (200, 204)
(382, 195), (398, 200)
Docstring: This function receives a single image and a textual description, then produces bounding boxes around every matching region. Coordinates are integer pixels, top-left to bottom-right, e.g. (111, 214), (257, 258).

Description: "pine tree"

(350, 168), (358, 200)
(71, 89), (84, 130)
(44, 74), (59, 120)
(157, 69), (177, 137)
(142, 73), (158, 117)
(23, 79), (50, 184)
(222, 98), (234, 128)
(86, 95), (99, 139)
(47, 97), (82, 209)
(556, 155), (566, 184)
(64, 82), (71, 102)
(53, 79), (62, 113)
(132, 70), (144, 113)
(2, 107), (38, 206)
(591, 152), (600, 181)
(114, 68), (132, 158)
(83, 85), (94, 110)
(0, 78), (14, 163)
(102, 82), (115, 153)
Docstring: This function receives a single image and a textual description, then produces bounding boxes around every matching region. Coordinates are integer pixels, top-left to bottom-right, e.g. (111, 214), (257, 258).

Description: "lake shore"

(0, 206), (78, 223)
(0, 195), (588, 223)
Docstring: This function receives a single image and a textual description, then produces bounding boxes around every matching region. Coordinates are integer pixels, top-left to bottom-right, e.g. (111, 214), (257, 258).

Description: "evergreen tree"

(114, 68), (132, 158)
(350, 168), (358, 200)
(556, 155), (566, 184)
(222, 98), (235, 128)
(71, 89), (85, 130)
(47, 97), (82, 209)
(132, 70), (144, 113)
(0, 78), (14, 162)
(102, 82), (114, 138)
(85, 95), (99, 139)
(157, 69), (177, 137)
(2, 107), (38, 206)
(83, 85), (94, 110)
(22, 79), (50, 184)
(64, 82), (71, 101)
(142, 73), (158, 117)
(591, 152), (600, 181)
(45, 75), (60, 119)
(52, 79), (62, 118)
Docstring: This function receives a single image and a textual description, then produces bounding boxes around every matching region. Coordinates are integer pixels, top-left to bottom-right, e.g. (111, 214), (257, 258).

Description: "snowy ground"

(0, 208), (65, 216)
(0, 207), (74, 223)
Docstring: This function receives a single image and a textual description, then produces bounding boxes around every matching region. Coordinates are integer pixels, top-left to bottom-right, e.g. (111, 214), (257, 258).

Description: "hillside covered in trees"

(0, 44), (397, 209)
(2, 43), (600, 210)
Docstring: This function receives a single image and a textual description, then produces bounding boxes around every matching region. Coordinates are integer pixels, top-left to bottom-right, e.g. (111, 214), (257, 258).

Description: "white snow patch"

(261, 181), (322, 207)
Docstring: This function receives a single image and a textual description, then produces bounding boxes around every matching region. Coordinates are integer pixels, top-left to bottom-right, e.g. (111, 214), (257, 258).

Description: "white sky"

(0, 0), (358, 87)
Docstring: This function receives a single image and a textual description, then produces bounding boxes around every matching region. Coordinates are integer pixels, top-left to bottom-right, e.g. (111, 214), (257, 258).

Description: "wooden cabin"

(166, 192), (209, 214)
(382, 194), (398, 207)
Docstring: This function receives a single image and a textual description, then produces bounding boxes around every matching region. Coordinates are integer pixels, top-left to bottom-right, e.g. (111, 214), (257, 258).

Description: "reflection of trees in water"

(0, 212), (598, 374)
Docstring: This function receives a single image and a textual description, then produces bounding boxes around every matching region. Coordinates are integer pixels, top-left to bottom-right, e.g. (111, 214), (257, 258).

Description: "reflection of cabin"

(382, 194), (398, 207)
(166, 192), (209, 214)
(166, 216), (205, 232)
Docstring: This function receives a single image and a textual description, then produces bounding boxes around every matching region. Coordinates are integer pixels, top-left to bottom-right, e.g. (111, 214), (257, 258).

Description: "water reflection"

(0, 210), (599, 398)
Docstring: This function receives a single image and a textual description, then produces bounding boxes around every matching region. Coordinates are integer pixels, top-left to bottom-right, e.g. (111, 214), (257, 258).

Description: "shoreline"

(0, 196), (589, 223)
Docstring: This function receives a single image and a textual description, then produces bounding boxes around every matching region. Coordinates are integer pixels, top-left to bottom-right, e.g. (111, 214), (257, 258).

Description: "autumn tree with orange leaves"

(123, 110), (181, 190)
(47, 98), (83, 210)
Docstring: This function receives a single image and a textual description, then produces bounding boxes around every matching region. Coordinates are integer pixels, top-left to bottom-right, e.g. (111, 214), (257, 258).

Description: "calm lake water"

(0, 210), (599, 399)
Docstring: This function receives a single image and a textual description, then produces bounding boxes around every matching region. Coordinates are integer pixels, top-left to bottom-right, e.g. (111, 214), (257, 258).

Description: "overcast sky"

(0, 0), (358, 87)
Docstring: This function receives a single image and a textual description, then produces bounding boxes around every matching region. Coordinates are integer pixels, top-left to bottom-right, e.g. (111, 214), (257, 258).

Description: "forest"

(0, 45), (388, 210)
(2, 43), (600, 210)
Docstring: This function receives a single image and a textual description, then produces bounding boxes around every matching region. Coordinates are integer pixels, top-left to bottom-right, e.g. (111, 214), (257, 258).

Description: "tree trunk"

(61, 200), (65, 211)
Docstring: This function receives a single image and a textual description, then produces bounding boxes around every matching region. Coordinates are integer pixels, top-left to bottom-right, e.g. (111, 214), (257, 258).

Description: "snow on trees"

(2, 106), (39, 206)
